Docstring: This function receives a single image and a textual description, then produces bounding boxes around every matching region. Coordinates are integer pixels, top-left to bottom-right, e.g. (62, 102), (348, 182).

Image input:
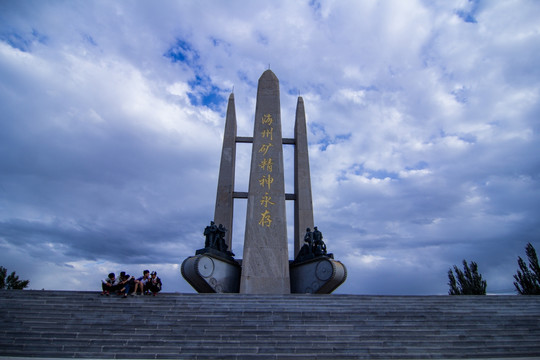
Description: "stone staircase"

(0, 290), (539, 359)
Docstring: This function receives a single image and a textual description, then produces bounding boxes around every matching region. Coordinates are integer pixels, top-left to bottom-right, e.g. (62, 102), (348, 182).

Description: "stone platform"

(1, 290), (539, 359)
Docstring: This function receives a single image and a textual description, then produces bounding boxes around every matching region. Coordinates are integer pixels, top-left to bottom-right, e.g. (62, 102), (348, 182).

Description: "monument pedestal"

(290, 257), (347, 294)
(181, 253), (241, 293)
(182, 252), (346, 295)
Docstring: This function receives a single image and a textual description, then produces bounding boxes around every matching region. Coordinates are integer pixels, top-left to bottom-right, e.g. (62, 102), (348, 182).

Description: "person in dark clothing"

(118, 271), (135, 298)
(148, 271), (162, 296)
(101, 273), (119, 295)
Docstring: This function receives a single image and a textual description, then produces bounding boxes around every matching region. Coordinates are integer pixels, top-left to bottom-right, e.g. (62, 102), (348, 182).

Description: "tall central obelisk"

(240, 70), (290, 294)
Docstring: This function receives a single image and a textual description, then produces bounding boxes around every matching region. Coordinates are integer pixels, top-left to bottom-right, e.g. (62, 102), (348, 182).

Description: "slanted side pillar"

(240, 70), (290, 294)
(294, 96), (314, 258)
(214, 93), (237, 250)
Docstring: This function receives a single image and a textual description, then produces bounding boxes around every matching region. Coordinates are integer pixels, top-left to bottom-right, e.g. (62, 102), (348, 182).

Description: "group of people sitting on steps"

(101, 270), (162, 298)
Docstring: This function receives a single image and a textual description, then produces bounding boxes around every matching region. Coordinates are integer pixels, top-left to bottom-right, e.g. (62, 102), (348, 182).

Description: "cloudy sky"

(1, 0), (539, 295)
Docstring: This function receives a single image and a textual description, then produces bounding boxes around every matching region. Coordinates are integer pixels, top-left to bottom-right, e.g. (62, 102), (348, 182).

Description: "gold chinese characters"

(258, 114), (275, 227)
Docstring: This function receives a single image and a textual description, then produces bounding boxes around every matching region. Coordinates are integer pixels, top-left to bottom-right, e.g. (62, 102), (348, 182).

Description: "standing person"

(133, 270), (150, 295)
(148, 271), (162, 296)
(101, 273), (119, 295)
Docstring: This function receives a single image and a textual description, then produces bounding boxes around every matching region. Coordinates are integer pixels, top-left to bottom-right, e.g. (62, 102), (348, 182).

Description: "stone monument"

(181, 70), (346, 294)
(241, 70), (290, 294)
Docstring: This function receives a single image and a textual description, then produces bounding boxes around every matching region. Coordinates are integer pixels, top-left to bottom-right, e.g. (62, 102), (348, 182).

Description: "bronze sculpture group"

(293, 226), (332, 263)
(198, 221), (331, 263)
(200, 221), (234, 257)
(303, 227), (327, 257)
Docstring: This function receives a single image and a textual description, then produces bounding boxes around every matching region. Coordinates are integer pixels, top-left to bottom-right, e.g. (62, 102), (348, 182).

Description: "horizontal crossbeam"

(236, 137), (295, 145)
(233, 192), (296, 200)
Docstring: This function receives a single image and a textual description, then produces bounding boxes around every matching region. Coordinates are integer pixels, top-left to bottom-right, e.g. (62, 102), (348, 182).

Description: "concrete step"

(1, 290), (540, 359)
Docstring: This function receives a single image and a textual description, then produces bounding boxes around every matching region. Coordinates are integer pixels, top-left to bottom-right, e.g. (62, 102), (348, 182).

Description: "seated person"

(148, 271), (162, 296)
(133, 269), (150, 295)
(118, 271), (135, 298)
(101, 272), (119, 295)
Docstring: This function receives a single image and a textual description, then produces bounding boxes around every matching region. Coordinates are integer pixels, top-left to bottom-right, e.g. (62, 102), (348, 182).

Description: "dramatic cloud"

(1, 0), (539, 294)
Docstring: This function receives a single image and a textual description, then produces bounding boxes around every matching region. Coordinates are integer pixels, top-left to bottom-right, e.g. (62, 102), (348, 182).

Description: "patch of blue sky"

(367, 169), (399, 180)
(287, 87), (301, 96)
(187, 86), (225, 110)
(316, 131), (351, 151)
(455, 0), (479, 24)
(456, 10), (477, 24)
(335, 133), (351, 141)
(0, 29), (47, 52)
(164, 38), (200, 68)
(187, 75), (226, 110)
(317, 137), (331, 151)
(351, 163), (399, 180)
(187, 75), (205, 89)
(405, 161), (429, 171)
(165, 38), (226, 110)
(0, 32), (30, 51)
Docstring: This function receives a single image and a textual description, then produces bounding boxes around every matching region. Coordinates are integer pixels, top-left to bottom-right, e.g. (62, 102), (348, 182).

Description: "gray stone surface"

(1, 290), (540, 359)
(181, 253), (241, 293)
(214, 93), (237, 250)
(290, 257), (346, 294)
(240, 70), (290, 294)
(293, 96), (314, 258)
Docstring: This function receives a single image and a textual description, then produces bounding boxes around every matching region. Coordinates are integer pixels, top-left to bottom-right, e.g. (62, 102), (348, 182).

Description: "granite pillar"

(240, 70), (290, 294)
(214, 93), (237, 250)
(293, 97), (314, 258)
